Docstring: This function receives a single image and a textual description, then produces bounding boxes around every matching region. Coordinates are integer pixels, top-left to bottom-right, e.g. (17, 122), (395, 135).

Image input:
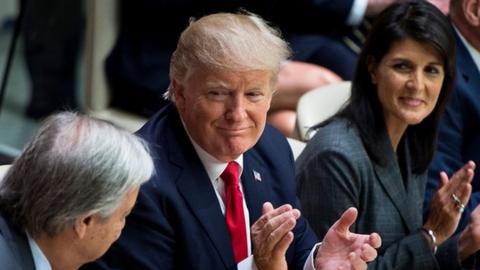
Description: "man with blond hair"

(86, 12), (381, 270)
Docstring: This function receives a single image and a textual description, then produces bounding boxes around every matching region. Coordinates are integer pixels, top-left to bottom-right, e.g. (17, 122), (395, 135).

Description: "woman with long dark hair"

(296, 1), (480, 269)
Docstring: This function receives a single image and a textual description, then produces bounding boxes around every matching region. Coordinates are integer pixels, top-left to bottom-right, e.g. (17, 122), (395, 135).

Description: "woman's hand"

(458, 205), (480, 260)
(424, 161), (475, 245)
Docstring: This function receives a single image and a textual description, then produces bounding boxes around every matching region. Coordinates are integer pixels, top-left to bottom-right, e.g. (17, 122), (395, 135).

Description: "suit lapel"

(455, 33), (480, 94)
(166, 112), (234, 267)
(401, 138), (423, 228)
(241, 152), (271, 226)
(0, 213), (35, 270)
(372, 132), (416, 232)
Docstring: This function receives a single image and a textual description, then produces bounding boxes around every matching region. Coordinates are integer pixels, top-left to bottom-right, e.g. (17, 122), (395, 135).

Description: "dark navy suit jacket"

(0, 212), (35, 270)
(84, 104), (318, 269)
(425, 31), (480, 231)
(273, 0), (358, 80)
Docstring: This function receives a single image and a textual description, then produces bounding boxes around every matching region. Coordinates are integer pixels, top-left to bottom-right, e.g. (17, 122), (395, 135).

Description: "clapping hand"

(315, 207), (381, 270)
(424, 161), (475, 246)
(251, 202), (300, 270)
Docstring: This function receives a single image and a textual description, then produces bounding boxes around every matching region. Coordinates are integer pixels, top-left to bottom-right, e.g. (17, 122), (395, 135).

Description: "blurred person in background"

(425, 0), (480, 237)
(21, 0), (84, 119)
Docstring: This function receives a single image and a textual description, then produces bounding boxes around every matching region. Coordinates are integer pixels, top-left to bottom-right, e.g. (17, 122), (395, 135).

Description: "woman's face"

(369, 38), (445, 134)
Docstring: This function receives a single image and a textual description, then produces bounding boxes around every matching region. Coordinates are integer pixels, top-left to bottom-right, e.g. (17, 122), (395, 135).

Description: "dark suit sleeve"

(0, 234), (22, 270)
(82, 187), (177, 270)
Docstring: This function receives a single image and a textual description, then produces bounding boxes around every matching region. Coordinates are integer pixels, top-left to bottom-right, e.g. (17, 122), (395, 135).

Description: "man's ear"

(366, 56), (377, 85)
(73, 214), (94, 239)
(171, 79), (183, 98)
(464, 0), (480, 26)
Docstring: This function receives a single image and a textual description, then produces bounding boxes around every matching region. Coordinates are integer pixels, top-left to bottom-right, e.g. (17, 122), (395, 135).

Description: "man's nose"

(225, 95), (247, 121)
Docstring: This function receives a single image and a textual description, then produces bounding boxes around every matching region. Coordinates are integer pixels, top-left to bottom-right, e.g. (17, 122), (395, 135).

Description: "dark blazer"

(425, 31), (480, 232)
(84, 104), (318, 270)
(0, 211), (35, 270)
(273, 0), (360, 80)
(296, 119), (462, 270)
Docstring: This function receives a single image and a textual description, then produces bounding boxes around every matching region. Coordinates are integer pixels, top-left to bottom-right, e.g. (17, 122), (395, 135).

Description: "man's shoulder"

(259, 124), (289, 144)
(136, 103), (177, 140)
(0, 235), (22, 270)
(0, 213), (32, 270)
(250, 124), (292, 159)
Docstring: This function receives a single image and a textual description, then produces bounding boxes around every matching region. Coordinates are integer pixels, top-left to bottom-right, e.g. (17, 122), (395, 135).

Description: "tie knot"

(221, 161), (240, 186)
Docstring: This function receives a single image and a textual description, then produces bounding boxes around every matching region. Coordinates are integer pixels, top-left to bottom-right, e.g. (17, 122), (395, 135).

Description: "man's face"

(79, 187), (140, 263)
(174, 67), (273, 162)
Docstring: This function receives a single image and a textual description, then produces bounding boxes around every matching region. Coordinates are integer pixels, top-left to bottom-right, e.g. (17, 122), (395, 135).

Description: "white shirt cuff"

(239, 243), (321, 270)
(347, 0), (368, 25)
(303, 243), (322, 270)
(238, 255), (258, 270)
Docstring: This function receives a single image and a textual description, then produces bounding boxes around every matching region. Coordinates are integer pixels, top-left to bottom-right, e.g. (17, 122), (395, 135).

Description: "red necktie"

(221, 161), (248, 263)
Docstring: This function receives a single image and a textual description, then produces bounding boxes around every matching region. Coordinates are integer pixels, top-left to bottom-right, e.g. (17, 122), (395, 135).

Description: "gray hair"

(165, 11), (291, 100)
(0, 112), (154, 237)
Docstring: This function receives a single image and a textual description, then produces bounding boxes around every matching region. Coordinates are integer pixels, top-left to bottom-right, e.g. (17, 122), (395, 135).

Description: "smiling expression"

(174, 67), (273, 162)
(369, 38), (445, 136)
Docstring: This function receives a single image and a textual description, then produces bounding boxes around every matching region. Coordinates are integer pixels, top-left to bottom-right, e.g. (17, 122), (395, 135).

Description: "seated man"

(0, 112), (154, 269)
(85, 12), (381, 270)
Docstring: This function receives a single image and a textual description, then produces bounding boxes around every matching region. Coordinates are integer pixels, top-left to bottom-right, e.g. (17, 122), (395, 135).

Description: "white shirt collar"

(191, 141), (244, 182)
(454, 26), (480, 72)
(181, 120), (244, 181)
(26, 233), (52, 270)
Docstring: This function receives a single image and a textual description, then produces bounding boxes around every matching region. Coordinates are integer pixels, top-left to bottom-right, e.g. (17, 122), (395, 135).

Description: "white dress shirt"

(187, 135), (317, 270)
(27, 233), (52, 270)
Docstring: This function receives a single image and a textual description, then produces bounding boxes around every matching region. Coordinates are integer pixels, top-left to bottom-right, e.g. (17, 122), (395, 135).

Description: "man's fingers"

(265, 211), (298, 242)
(256, 203), (293, 229)
(261, 212), (297, 254)
(359, 243), (378, 262)
(369, 233), (382, 249)
(272, 231), (294, 258)
(262, 202), (275, 214)
(349, 252), (367, 270)
(333, 207), (358, 235)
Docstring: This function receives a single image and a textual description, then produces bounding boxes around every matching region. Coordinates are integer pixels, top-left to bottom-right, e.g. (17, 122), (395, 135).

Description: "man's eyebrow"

(205, 80), (232, 89)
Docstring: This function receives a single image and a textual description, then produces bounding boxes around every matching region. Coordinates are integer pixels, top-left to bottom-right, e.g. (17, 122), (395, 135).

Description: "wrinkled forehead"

(184, 65), (277, 90)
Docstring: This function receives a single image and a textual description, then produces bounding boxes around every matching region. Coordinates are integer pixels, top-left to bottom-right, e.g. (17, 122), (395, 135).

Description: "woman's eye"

(393, 63), (410, 71)
(425, 66), (441, 75)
